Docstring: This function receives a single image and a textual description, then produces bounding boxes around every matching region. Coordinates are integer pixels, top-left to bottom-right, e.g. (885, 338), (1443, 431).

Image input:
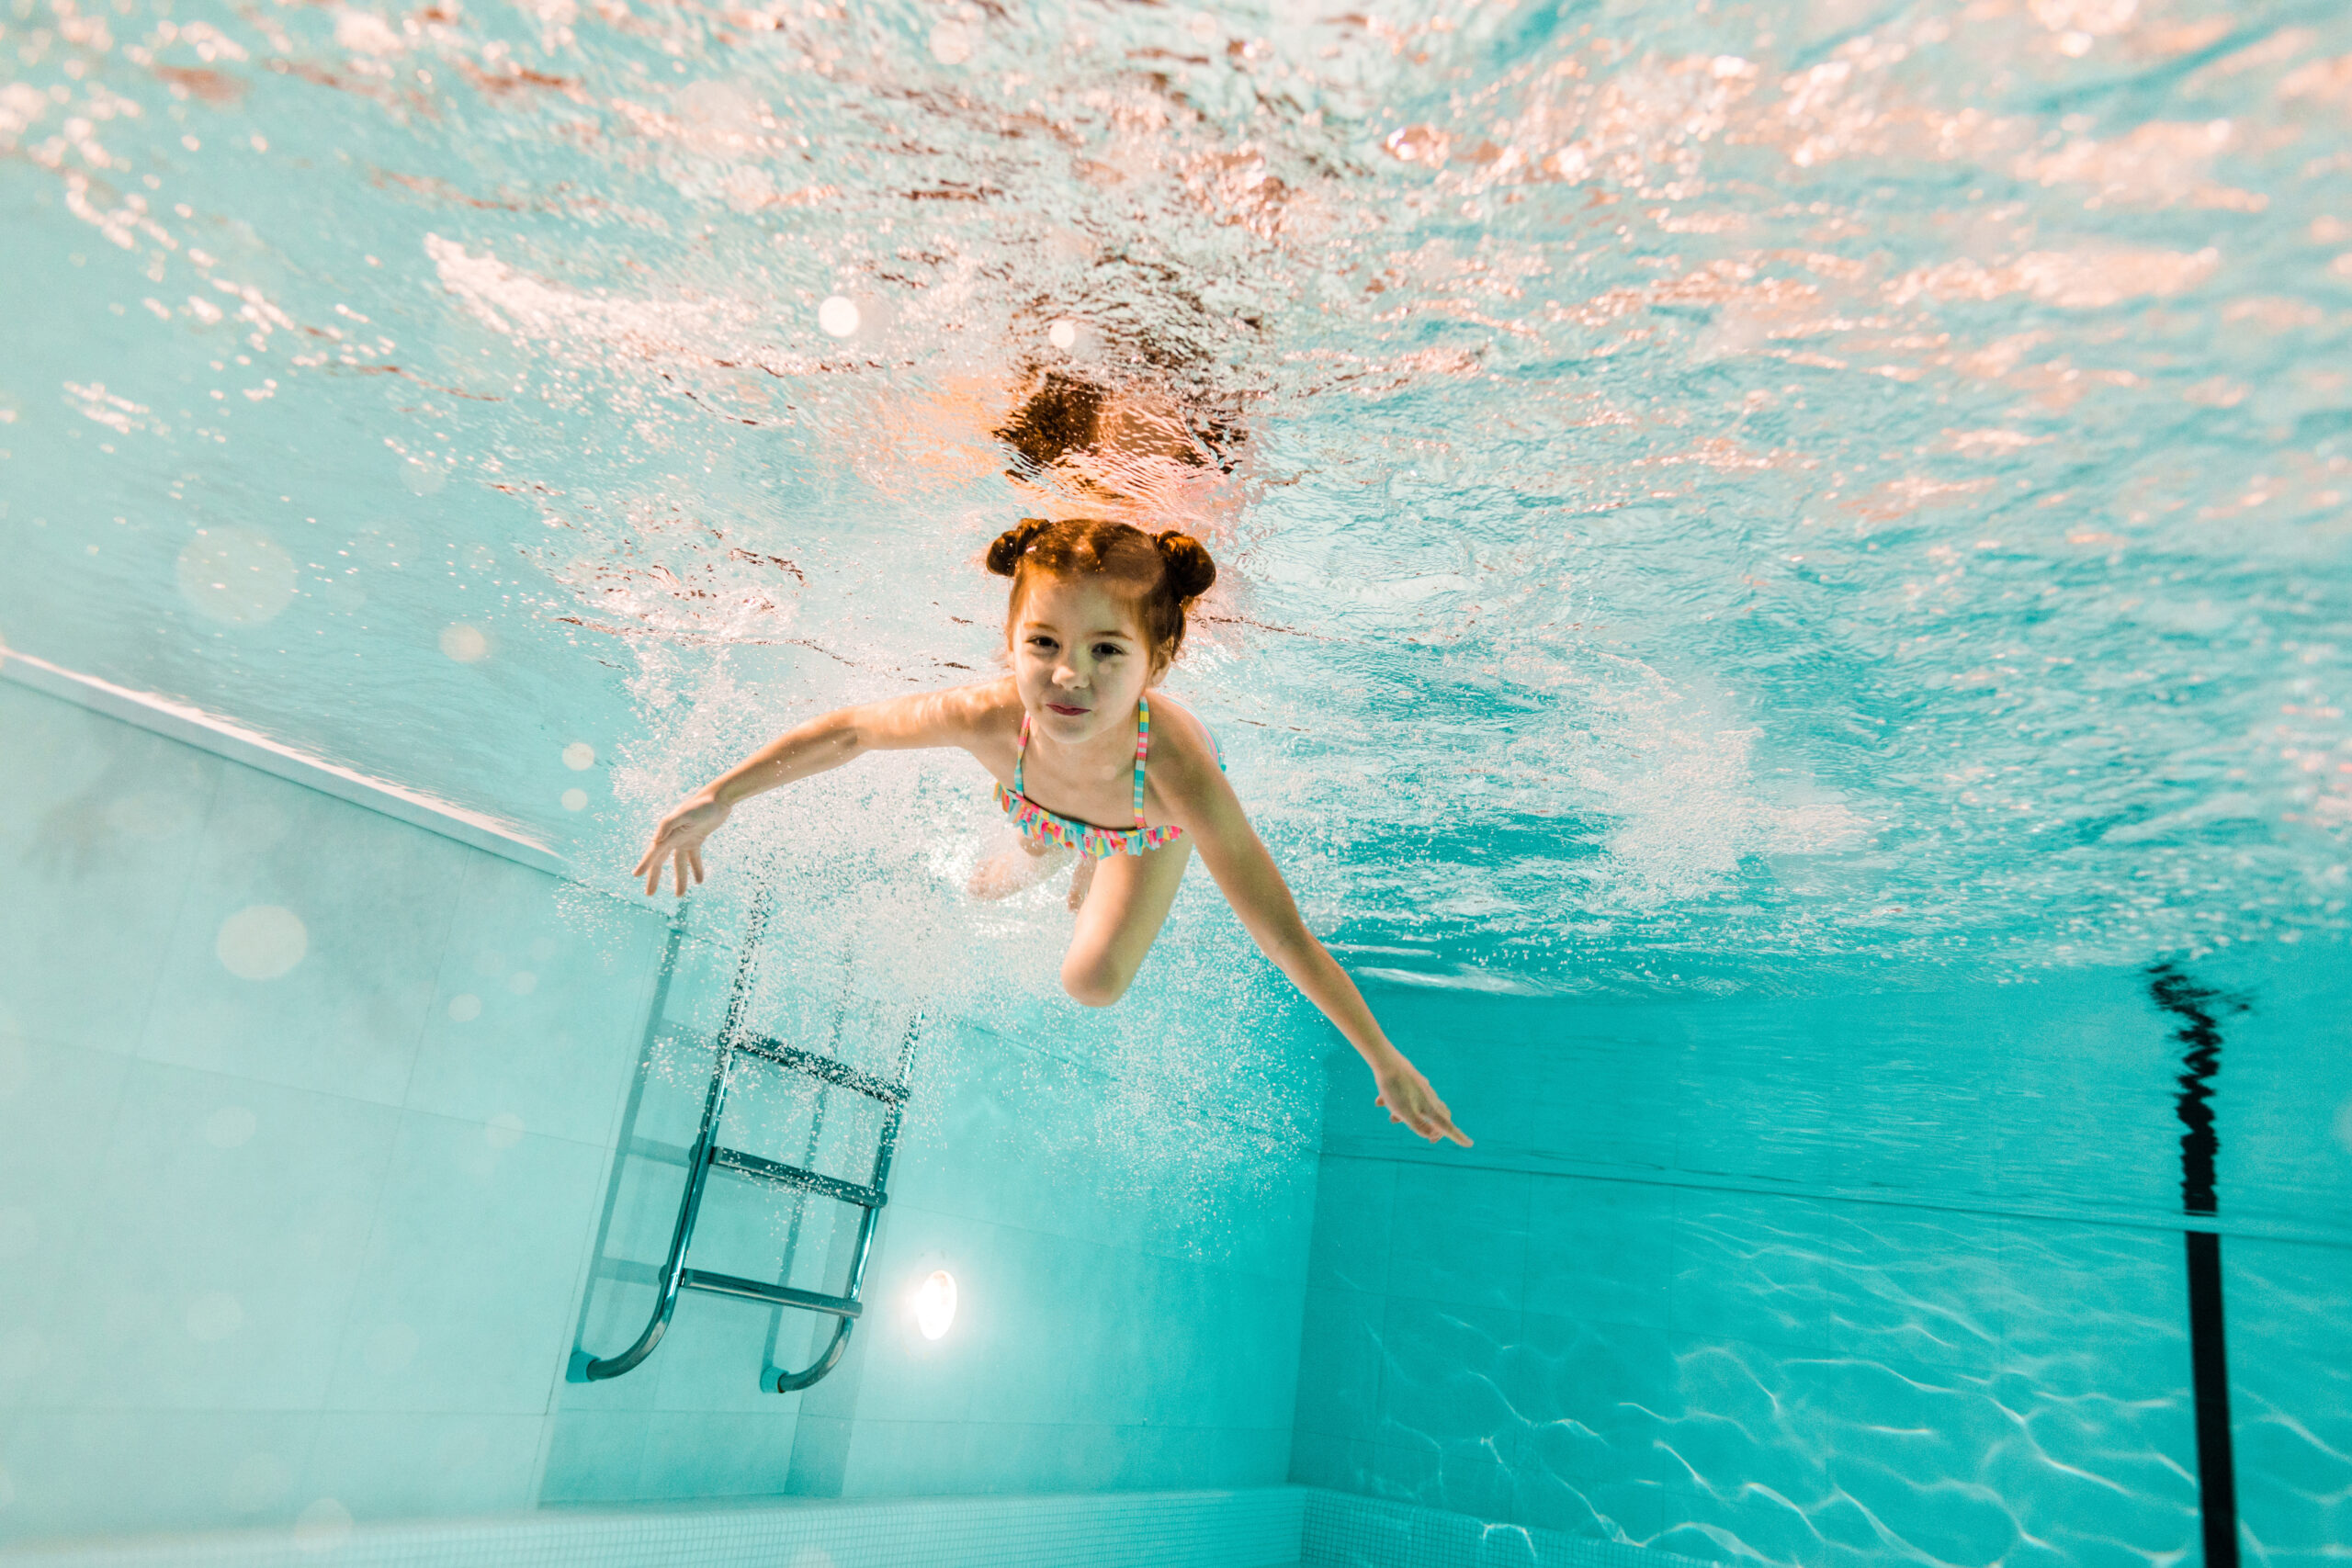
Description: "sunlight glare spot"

(448, 993), (482, 1022)
(562, 741), (595, 770)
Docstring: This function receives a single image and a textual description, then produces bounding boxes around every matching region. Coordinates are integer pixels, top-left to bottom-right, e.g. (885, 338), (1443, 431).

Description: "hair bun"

(1154, 530), (1216, 602)
(986, 517), (1052, 577)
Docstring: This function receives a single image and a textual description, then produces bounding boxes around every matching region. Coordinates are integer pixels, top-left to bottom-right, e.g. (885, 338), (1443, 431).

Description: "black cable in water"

(2147, 962), (2242, 1568)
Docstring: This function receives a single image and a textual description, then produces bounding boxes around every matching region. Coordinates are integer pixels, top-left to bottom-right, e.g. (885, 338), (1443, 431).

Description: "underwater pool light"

(912, 1269), (957, 1340)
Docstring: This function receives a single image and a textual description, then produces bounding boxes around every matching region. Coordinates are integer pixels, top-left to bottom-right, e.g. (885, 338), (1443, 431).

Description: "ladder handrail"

(578, 891), (922, 1394)
(579, 891), (775, 1383)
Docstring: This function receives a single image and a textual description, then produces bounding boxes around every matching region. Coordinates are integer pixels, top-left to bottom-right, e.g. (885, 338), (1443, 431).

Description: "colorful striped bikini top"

(994, 693), (1190, 859)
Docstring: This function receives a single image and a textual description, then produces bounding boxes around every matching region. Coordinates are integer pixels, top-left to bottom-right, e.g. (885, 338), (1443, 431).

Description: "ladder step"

(735, 1035), (909, 1105)
(681, 1268), (863, 1319)
(709, 1145), (888, 1210)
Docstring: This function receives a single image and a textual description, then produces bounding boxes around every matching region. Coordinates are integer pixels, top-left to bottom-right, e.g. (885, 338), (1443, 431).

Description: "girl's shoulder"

(1145, 691), (1225, 788)
(859, 677), (1021, 752)
(931, 676), (1024, 740)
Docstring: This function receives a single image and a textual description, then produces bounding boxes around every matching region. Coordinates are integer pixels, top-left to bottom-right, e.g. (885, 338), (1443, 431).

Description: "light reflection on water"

(3, 0), (2347, 997)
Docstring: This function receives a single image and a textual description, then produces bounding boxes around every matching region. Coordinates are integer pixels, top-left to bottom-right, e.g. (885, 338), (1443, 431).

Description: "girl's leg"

(968, 833), (1070, 901)
(1058, 840), (1192, 1007)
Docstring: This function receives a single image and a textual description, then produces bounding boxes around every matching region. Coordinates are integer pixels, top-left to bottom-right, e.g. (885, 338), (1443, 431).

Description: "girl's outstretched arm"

(635, 683), (1001, 896)
(1172, 761), (1472, 1147)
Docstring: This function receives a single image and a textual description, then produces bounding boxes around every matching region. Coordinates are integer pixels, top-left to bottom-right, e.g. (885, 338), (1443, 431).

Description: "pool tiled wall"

(0, 680), (673, 1541)
(1291, 977), (2352, 1567)
(0, 679), (1317, 1542)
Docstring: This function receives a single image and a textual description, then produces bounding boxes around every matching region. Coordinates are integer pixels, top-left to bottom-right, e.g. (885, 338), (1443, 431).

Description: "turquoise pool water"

(3, 0), (2349, 1559)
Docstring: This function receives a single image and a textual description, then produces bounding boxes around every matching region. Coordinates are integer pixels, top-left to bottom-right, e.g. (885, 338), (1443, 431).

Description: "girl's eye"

(1092, 643), (1125, 659)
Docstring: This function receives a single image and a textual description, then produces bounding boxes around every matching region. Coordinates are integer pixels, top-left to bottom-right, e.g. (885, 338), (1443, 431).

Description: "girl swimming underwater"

(632, 514), (1471, 1147)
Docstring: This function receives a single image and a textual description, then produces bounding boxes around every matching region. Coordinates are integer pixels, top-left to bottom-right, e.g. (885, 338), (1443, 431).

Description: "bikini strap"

(1133, 694), (1151, 829)
(1013, 710), (1031, 795)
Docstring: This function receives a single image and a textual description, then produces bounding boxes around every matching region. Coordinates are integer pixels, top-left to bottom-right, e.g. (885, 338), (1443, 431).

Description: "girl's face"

(1009, 573), (1164, 746)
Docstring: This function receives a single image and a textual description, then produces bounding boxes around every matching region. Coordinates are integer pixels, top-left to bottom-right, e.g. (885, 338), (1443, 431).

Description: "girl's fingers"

(688, 847), (706, 884)
(1378, 1085), (1465, 1144)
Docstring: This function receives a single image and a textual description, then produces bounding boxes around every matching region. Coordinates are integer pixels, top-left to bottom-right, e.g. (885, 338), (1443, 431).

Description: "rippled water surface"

(5, 0), (2350, 996)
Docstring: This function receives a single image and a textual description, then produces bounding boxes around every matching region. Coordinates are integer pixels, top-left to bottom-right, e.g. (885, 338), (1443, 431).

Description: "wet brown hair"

(992, 367), (1247, 477)
(993, 371), (1106, 475)
(985, 516), (1217, 663)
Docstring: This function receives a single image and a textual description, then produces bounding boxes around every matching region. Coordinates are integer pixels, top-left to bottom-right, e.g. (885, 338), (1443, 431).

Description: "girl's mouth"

(1046, 703), (1090, 717)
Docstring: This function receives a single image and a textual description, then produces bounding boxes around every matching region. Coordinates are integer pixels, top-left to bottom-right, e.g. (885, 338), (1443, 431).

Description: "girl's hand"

(1374, 1055), (1473, 1147)
(635, 791), (731, 897)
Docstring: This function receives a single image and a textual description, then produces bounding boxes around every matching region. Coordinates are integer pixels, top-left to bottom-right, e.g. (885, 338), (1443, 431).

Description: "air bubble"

(561, 788), (589, 811)
(562, 741), (596, 771)
(216, 906), (308, 981)
(295, 1499), (354, 1549)
(225, 1452), (292, 1514)
(204, 1106), (257, 1148)
(819, 296), (861, 338)
(928, 22), (973, 64)
(176, 529), (296, 625)
(440, 624), (489, 662)
(362, 1322), (419, 1373)
(186, 1292), (243, 1342)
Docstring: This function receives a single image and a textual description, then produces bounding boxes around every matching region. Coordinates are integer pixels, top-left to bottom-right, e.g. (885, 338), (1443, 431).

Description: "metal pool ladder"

(578, 901), (919, 1393)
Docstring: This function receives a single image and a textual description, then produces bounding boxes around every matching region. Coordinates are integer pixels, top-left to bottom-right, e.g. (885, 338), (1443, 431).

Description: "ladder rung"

(709, 1145), (887, 1209)
(624, 1136), (693, 1167)
(735, 1035), (908, 1104)
(681, 1268), (862, 1319)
